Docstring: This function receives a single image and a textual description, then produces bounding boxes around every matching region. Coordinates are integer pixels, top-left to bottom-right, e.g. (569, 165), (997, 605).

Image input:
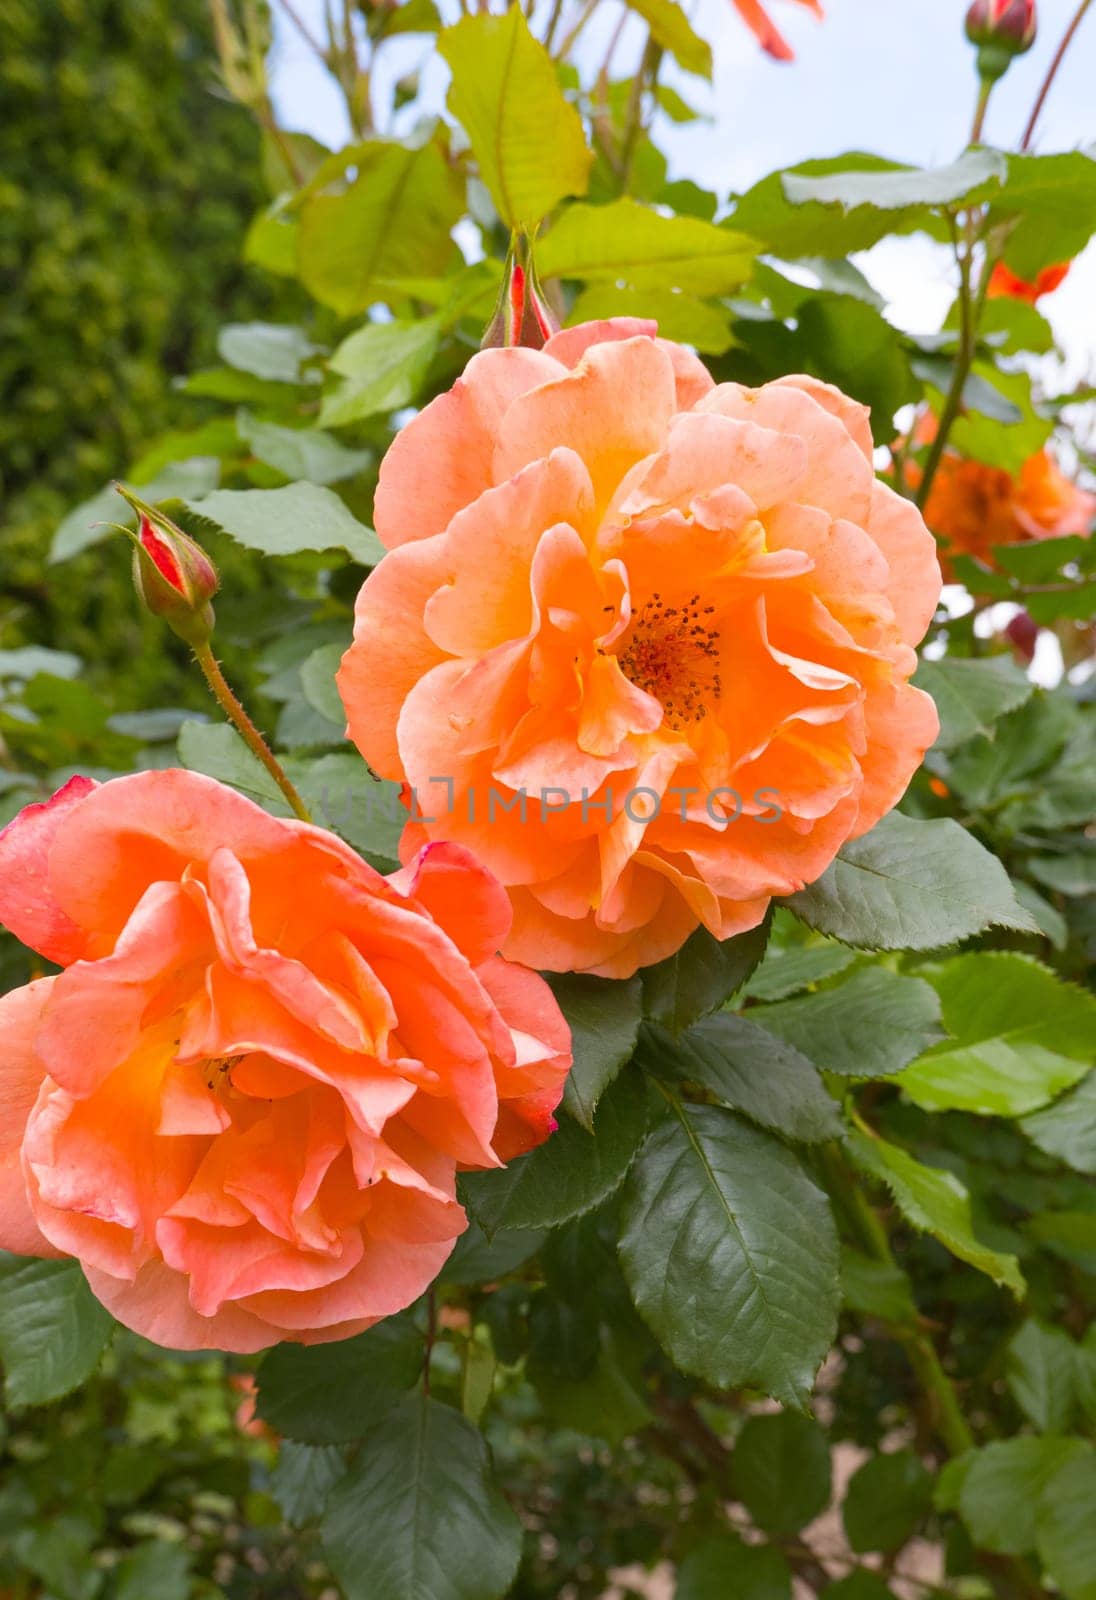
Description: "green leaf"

(217, 322), (322, 383)
(676, 1534), (791, 1600)
(641, 914), (771, 1034)
(619, 1102), (839, 1407)
(730, 155), (923, 259)
(441, 1221), (545, 1285)
(1007, 1319), (1079, 1434)
(1026, 1211), (1096, 1275)
(794, 294), (919, 442)
(754, 966), (946, 1078)
(1022, 1072), (1096, 1175)
(1029, 853), (1096, 897)
(112, 1541), (191, 1600)
(293, 753), (405, 867)
(538, 199), (758, 298)
(783, 149), (1006, 213)
(530, 1326), (652, 1446)
(179, 720), (288, 813)
(846, 1128), (1023, 1294)
(840, 1247), (917, 1325)
(321, 1393), (522, 1600)
(913, 656), (1034, 751)
(731, 1411), (831, 1535)
(256, 1314), (423, 1444)
(897, 953), (1096, 1117)
(439, 8), (590, 228)
(622, 0), (711, 76)
(299, 642), (347, 727)
(821, 1575), (898, 1600)
(184, 482), (385, 564)
(321, 319), (442, 428)
(637, 1014), (843, 1144)
(270, 1442), (349, 1527)
(958, 1437), (1090, 1557)
(460, 1067), (647, 1235)
(298, 139), (463, 317)
(842, 1450), (932, 1554)
(1036, 1451), (1096, 1600)
(461, 1333), (496, 1425)
(0, 1256), (114, 1407)
(237, 412), (370, 485)
(567, 284), (734, 353)
(549, 972), (643, 1129)
(743, 936), (856, 1002)
(51, 459), (220, 562)
(785, 813), (1037, 950)
(991, 150), (1096, 279)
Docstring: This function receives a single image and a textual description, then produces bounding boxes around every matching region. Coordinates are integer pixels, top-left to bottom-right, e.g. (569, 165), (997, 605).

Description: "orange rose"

(0, 772), (570, 1352)
(987, 261), (1070, 303)
(338, 321), (942, 979)
(730, 0), (823, 60)
(923, 443), (1095, 577)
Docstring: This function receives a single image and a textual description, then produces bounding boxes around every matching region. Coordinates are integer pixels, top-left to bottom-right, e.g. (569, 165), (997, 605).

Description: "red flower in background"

(987, 260), (1071, 303)
(730, 0), (823, 61)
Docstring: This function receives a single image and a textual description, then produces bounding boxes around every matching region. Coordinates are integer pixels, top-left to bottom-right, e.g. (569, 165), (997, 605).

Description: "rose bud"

(481, 232), (559, 351)
(966, 0), (1036, 80)
(114, 484), (219, 648)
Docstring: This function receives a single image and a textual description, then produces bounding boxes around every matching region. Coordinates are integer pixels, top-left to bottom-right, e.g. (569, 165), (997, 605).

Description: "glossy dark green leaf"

(842, 1450), (932, 1554)
(731, 1411), (831, 1535)
(321, 1394), (522, 1600)
(550, 972), (643, 1129)
(269, 1442), (349, 1527)
(637, 1014), (843, 1143)
(785, 814), (1036, 950)
(676, 1534), (791, 1600)
(619, 1103), (839, 1406)
(754, 966), (945, 1078)
(256, 1313), (423, 1443)
(0, 1257), (114, 1408)
(641, 913), (771, 1034)
(460, 1067), (647, 1235)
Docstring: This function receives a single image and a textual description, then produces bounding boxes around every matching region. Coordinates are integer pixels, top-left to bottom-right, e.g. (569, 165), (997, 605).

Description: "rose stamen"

(617, 592), (722, 730)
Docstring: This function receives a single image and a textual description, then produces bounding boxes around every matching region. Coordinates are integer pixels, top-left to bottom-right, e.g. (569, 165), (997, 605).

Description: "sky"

(269, 0), (1096, 371)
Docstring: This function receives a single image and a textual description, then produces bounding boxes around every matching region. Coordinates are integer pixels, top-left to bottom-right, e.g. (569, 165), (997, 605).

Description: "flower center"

(617, 593), (722, 730)
(203, 1054), (242, 1093)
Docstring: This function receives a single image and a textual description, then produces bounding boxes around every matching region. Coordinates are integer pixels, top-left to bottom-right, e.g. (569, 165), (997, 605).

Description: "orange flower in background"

(730, 0), (823, 61)
(922, 437), (1096, 577)
(987, 260), (1071, 303)
(0, 772), (570, 1352)
(338, 321), (942, 979)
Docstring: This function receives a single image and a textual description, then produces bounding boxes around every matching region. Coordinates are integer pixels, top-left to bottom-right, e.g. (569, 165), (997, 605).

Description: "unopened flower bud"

(482, 231), (559, 351)
(966, 0), (1036, 81)
(114, 485), (218, 648)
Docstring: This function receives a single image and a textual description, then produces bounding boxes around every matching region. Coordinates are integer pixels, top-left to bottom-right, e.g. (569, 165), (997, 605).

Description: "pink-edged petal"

(0, 776), (97, 964)
(389, 840), (512, 968)
(373, 347), (565, 549)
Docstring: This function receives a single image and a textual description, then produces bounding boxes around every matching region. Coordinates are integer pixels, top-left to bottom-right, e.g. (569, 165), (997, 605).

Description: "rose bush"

(338, 321), (942, 978)
(0, 770), (570, 1351)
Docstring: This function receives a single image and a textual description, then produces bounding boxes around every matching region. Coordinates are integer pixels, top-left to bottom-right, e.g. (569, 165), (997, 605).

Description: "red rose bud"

(114, 484), (218, 648)
(482, 230), (559, 351)
(966, 0), (1036, 80)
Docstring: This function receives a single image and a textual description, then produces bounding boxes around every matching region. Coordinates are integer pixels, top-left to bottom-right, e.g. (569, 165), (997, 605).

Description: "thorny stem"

(193, 643), (312, 822)
(1021, 0), (1095, 150)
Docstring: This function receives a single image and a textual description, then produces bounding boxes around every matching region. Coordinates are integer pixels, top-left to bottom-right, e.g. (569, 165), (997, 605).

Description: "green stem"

(970, 75), (993, 145)
(193, 643), (312, 823)
(1021, 0), (1095, 150)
